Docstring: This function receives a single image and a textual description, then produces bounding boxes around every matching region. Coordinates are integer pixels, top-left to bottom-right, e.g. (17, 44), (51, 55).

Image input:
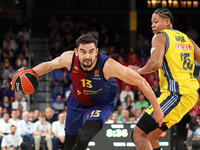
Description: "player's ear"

(96, 48), (98, 56)
(74, 48), (78, 56)
(166, 18), (171, 26)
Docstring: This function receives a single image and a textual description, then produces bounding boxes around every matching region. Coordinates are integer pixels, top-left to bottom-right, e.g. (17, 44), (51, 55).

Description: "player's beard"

(81, 57), (96, 68)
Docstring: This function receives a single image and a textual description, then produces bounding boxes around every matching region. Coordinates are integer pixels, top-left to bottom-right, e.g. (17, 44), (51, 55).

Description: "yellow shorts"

(146, 90), (198, 128)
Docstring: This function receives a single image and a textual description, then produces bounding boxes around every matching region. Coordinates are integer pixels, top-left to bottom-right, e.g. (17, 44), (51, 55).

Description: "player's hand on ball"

(11, 68), (25, 92)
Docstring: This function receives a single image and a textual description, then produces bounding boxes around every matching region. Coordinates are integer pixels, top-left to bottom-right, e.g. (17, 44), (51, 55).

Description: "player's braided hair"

(154, 8), (174, 24)
(76, 34), (98, 48)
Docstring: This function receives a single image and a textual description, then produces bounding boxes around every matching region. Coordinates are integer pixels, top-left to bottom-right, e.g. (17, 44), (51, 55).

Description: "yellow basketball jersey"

(158, 29), (199, 94)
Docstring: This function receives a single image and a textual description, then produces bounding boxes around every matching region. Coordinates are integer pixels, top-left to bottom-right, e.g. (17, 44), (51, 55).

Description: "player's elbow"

(48, 61), (57, 71)
(46, 64), (53, 72)
(151, 60), (162, 71)
(153, 63), (162, 70)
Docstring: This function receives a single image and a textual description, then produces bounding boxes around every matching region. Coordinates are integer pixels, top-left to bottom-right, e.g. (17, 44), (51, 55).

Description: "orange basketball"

(13, 69), (40, 95)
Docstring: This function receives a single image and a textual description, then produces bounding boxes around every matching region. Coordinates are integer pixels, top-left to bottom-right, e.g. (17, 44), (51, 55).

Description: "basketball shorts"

(65, 94), (116, 135)
(137, 90), (198, 134)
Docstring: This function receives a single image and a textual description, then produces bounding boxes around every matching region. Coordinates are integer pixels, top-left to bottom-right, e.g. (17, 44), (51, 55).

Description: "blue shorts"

(65, 94), (116, 135)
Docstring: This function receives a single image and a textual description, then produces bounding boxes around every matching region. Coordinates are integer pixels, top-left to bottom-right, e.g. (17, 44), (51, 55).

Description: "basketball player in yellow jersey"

(129, 8), (200, 150)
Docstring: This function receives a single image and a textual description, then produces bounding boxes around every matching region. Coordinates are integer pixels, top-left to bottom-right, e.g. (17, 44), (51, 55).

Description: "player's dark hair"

(154, 8), (174, 24)
(76, 34), (98, 48)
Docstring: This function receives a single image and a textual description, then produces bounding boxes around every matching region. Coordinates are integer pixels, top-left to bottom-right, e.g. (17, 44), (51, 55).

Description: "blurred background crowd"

(0, 0), (200, 150)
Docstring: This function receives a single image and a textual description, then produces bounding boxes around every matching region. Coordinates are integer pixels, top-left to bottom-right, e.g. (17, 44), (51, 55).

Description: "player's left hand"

(153, 107), (164, 127)
(10, 67), (25, 92)
(10, 81), (17, 93)
(10, 81), (14, 90)
(128, 65), (140, 72)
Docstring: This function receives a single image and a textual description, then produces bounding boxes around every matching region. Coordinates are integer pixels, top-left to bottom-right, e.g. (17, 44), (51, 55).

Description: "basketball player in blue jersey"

(13, 34), (163, 150)
(129, 8), (200, 150)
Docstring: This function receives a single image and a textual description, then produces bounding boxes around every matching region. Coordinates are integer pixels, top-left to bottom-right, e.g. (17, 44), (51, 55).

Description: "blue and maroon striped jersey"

(69, 53), (118, 106)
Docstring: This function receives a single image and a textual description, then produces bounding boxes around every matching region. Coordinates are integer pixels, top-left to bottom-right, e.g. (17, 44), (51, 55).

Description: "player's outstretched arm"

(32, 51), (74, 76)
(129, 33), (166, 75)
(104, 59), (164, 126)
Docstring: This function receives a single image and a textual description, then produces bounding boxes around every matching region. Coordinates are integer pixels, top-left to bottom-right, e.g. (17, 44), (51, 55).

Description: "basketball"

(13, 69), (40, 95)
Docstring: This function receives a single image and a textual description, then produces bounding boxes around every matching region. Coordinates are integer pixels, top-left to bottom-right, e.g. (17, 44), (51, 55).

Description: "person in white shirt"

(52, 113), (65, 150)
(33, 112), (52, 150)
(12, 94), (27, 111)
(0, 113), (12, 147)
(120, 84), (134, 103)
(105, 113), (122, 124)
(9, 110), (20, 127)
(1, 125), (22, 150)
(18, 111), (34, 144)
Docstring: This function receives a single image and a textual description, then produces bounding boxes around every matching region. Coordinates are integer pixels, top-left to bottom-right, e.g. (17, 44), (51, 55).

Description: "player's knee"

(131, 126), (147, 143)
(77, 132), (90, 145)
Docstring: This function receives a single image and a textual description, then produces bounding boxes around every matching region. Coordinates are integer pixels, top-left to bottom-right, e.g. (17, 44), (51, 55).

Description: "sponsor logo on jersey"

(175, 44), (191, 50)
(175, 35), (186, 42)
(92, 77), (101, 80)
(77, 90), (81, 95)
(94, 69), (100, 77)
(94, 69), (99, 74)
(74, 66), (78, 71)
(83, 89), (102, 95)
